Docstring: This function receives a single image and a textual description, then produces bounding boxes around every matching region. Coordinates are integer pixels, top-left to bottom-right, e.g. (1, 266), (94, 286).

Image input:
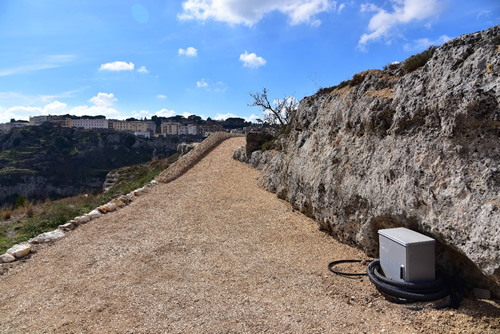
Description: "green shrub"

(403, 46), (437, 74)
(315, 86), (335, 96)
(261, 140), (275, 151)
(336, 79), (351, 90)
(383, 62), (400, 71)
(15, 196), (27, 209)
(350, 73), (366, 86)
(314, 79), (352, 96)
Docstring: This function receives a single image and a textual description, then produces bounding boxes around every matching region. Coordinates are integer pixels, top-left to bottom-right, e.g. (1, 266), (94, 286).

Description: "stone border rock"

(0, 132), (242, 269)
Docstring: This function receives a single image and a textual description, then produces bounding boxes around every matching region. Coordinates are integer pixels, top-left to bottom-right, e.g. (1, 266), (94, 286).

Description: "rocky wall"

(243, 26), (500, 294)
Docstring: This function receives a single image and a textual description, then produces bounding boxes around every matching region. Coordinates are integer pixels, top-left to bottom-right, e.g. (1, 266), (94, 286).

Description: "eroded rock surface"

(247, 26), (500, 294)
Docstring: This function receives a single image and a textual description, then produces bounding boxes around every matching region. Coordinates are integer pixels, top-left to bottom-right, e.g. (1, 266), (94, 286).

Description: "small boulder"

(6, 243), (31, 258)
(110, 199), (125, 208)
(29, 230), (65, 244)
(133, 187), (145, 196)
(0, 253), (16, 263)
(87, 209), (102, 220)
(97, 205), (108, 214)
(59, 222), (75, 231)
(118, 195), (131, 204)
(74, 215), (91, 224)
(106, 202), (117, 212)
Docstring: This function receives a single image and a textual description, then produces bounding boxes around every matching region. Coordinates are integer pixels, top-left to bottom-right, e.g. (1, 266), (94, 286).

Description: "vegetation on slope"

(0, 123), (178, 206)
(314, 45), (437, 96)
(0, 154), (178, 254)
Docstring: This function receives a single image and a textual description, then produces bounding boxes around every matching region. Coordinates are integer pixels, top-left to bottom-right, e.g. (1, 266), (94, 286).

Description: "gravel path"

(0, 137), (498, 333)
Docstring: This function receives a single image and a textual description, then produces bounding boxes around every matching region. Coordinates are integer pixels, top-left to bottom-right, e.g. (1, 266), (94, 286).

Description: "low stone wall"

(156, 132), (243, 183)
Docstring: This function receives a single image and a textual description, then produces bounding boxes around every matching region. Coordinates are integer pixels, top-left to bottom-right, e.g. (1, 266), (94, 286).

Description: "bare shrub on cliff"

(248, 88), (297, 127)
(1, 208), (12, 220)
(403, 46), (437, 73)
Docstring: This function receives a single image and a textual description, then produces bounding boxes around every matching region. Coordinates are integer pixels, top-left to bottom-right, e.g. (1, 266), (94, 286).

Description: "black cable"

(328, 259), (464, 309)
(327, 259), (369, 277)
(367, 260), (451, 302)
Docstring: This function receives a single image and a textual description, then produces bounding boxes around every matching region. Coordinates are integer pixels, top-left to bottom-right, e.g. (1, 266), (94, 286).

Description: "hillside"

(0, 123), (188, 206)
(241, 26), (500, 294)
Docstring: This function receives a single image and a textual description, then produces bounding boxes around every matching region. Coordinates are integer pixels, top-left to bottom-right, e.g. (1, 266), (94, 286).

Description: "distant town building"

(161, 122), (180, 136)
(29, 115), (71, 127)
(134, 131), (151, 138)
(187, 124), (200, 136)
(71, 118), (109, 129)
(110, 120), (155, 133)
(0, 121), (29, 133)
(202, 123), (224, 137)
(178, 125), (189, 135)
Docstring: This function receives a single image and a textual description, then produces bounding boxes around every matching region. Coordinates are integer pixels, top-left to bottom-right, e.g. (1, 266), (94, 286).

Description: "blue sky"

(0, 0), (498, 123)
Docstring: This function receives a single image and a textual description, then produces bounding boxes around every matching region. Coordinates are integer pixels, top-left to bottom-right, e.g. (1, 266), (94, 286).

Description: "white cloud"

(0, 88), (89, 108)
(0, 105), (42, 122)
(358, 0), (444, 49)
(337, 3), (345, 14)
(99, 61), (135, 71)
(360, 3), (379, 13)
(89, 92), (117, 107)
(214, 81), (228, 93)
(178, 47), (198, 56)
(197, 78), (208, 88)
(0, 95), (119, 123)
(180, 112), (193, 118)
(0, 54), (76, 77)
(214, 113), (239, 120)
(155, 109), (176, 117)
(137, 66), (149, 73)
(239, 51), (266, 68)
(196, 79), (227, 92)
(246, 114), (261, 123)
(214, 112), (258, 122)
(132, 110), (152, 118)
(43, 101), (68, 114)
(477, 10), (491, 19)
(157, 94), (167, 99)
(403, 35), (451, 51)
(178, 0), (334, 27)
(69, 105), (119, 117)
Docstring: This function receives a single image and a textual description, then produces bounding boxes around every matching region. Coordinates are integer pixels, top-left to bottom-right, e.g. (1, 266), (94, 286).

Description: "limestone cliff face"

(248, 26), (500, 293)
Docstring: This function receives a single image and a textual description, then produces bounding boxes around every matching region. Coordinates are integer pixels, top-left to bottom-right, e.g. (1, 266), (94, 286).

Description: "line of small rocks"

(0, 182), (156, 267)
(0, 132), (243, 271)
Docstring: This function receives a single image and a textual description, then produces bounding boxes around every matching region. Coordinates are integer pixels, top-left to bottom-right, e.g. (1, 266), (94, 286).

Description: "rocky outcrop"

(177, 142), (198, 157)
(245, 26), (500, 294)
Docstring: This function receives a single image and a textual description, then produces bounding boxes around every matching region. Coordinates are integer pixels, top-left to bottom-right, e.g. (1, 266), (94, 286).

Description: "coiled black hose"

(367, 259), (450, 302)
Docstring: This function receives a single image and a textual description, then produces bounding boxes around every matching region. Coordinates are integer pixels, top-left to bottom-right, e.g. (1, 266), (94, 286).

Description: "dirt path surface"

(0, 138), (498, 333)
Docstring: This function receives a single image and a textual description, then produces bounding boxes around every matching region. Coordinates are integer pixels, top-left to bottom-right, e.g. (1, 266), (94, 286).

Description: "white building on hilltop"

(71, 118), (109, 129)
